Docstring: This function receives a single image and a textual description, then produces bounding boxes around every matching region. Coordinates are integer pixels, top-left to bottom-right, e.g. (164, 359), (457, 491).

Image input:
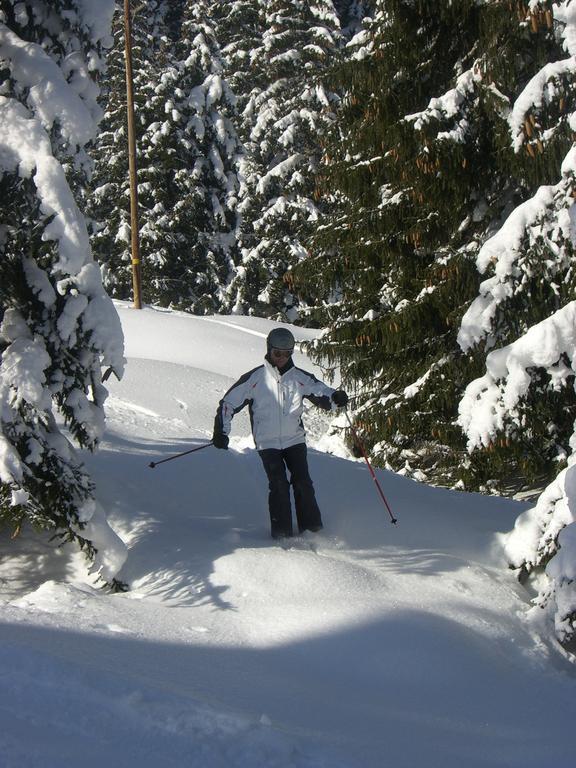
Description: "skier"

(212, 328), (348, 539)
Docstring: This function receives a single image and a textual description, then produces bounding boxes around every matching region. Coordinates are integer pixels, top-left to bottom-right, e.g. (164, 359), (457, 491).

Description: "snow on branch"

(0, 93), (124, 427)
(508, 57), (576, 152)
(458, 148), (576, 353)
(0, 23), (97, 148)
(256, 153), (305, 195)
(455, 2), (576, 652)
(0, 3), (125, 583)
(0, 95), (92, 277)
(458, 301), (576, 450)
(503, 461), (576, 648)
(555, 1), (576, 57)
(404, 67), (480, 139)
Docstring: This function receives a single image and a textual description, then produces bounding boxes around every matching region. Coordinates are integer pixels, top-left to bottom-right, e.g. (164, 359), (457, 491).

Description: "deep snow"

(0, 302), (574, 768)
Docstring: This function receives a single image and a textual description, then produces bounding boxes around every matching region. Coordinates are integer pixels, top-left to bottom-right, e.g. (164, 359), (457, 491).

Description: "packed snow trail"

(1, 305), (574, 768)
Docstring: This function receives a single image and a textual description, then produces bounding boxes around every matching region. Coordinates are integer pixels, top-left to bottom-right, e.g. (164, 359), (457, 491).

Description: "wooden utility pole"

(123, 0), (142, 309)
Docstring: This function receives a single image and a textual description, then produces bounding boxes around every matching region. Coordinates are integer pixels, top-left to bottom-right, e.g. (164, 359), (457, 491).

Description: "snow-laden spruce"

(0, 1), (126, 583)
(223, 0), (345, 321)
(291, 0), (576, 648)
(89, 0), (243, 314)
(457, 1), (576, 648)
(293, 0), (491, 488)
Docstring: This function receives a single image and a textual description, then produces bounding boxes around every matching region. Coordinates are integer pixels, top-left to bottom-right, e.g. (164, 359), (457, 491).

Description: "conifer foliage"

(458, 1), (576, 650)
(296, 0), (491, 486)
(143, 0), (243, 312)
(0, 0), (126, 583)
(209, 0), (264, 119)
(296, 1), (575, 493)
(295, 0), (576, 648)
(227, 0), (345, 320)
(90, 0), (356, 320)
(456, 1), (576, 484)
(86, 0), (164, 302)
(90, 0), (243, 313)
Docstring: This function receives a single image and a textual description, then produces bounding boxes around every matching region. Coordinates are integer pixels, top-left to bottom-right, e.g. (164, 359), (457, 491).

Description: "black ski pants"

(258, 443), (323, 538)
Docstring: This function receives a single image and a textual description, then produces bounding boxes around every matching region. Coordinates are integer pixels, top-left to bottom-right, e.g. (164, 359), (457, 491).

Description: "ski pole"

(344, 410), (398, 524)
(148, 442), (213, 469)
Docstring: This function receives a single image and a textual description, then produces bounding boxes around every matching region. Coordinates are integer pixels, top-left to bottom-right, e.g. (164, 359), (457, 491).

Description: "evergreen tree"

(138, 0), (243, 312)
(89, 0), (242, 313)
(457, 1), (576, 486)
(222, 0), (345, 320)
(0, 0), (126, 583)
(295, 1), (486, 485)
(87, 1), (176, 302)
(210, 0), (266, 118)
(333, 0), (373, 37)
(295, 0), (574, 492)
(457, 1), (576, 648)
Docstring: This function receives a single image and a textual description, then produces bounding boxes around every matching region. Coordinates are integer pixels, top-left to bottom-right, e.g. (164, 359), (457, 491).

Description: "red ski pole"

(148, 442), (213, 468)
(344, 410), (397, 524)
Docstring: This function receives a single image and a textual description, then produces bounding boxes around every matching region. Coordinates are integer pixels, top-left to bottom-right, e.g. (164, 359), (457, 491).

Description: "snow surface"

(0, 302), (574, 768)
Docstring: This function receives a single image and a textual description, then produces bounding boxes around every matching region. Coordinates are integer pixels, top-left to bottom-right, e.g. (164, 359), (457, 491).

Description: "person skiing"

(212, 327), (348, 539)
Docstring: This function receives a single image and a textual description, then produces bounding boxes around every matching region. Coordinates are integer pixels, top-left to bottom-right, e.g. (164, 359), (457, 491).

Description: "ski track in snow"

(1, 308), (574, 768)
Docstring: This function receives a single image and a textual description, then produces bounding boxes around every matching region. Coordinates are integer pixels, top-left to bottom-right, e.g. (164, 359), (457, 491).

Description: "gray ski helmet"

(267, 327), (295, 353)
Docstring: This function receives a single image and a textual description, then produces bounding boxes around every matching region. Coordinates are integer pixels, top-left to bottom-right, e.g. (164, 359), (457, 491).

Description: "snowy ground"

(0, 302), (574, 768)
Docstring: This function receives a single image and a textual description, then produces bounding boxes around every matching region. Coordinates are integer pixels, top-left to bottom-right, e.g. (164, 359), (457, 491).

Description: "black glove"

(332, 390), (349, 408)
(212, 431), (229, 450)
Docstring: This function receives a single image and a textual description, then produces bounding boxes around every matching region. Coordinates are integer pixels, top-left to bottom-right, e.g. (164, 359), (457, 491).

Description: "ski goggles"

(271, 347), (293, 359)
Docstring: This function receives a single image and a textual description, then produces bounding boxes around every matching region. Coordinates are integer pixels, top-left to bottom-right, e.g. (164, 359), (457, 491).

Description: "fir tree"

(87, 1), (175, 302)
(89, 0), (243, 313)
(333, 0), (373, 37)
(295, 0), (574, 493)
(223, 0), (345, 321)
(457, 1), (576, 487)
(295, 1), (487, 486)
(210, 0), (266, 119)
(0, 0), (126, 583)
(138, 0), (242, 312)
(457, 1), (576, 649)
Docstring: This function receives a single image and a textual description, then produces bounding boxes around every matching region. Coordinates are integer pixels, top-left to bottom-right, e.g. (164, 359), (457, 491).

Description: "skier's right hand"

(212, 431), (229, 450)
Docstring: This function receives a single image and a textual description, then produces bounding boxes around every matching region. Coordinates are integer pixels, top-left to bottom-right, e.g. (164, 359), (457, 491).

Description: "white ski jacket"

(215, 358), (336, 451)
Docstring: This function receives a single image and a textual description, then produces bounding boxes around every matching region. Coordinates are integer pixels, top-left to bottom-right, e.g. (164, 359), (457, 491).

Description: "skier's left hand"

(332, 390), (348, 408)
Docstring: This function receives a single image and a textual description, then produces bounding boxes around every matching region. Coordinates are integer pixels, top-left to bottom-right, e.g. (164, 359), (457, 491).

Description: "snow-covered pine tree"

(125, 0), (243, 311)
(223, 0), (344, 321)
(90, 0), (243, 313)
(0, 0), (126, 584)
(295, 0), (500, 486)
(88, 1), (173, 302)
(333, 0), (373, 38)
(457, 1), (576, 649)
(210, 0), (266, 119)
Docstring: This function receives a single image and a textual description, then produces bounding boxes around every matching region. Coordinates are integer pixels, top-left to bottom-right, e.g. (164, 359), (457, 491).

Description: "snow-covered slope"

(0, 303), (574, 768)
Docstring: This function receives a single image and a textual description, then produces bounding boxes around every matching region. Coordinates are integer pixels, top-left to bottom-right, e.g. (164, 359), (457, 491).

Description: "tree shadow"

(2, 436), (528, 618)
(1, 604), (574, 768)
(0, 524), (83, 601)
(82, 435), (270, 610)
